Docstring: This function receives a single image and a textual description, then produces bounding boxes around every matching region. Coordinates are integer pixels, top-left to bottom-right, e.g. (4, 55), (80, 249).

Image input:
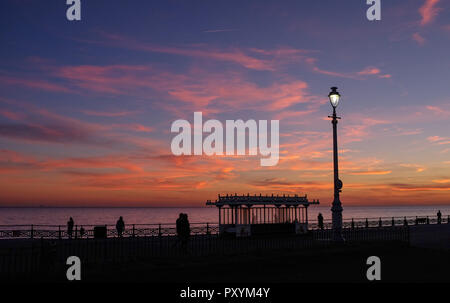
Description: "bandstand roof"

(206, 193), (319, 207)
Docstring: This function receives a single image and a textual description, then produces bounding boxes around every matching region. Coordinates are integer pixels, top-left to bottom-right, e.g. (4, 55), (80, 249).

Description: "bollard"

(31, 224), (34, 239)
(132, 224), (135, 237)
(379, 218), (382, 228)
(206, 223), (210, 235)
(58, 225), (61, 240)
(365, 218), (369, 228)
(158, 224), (162, 237)
(392, 217), (395, 226)
(351, 218), (355, 229)
(404, 217), (408, 226)
(426, 216), (429, 225)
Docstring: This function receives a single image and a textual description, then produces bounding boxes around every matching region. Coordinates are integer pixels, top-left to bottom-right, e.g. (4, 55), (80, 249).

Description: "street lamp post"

(328, 87), (344, 242)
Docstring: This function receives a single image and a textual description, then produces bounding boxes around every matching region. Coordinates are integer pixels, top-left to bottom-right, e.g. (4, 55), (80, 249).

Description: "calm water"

(0, 205), (449, 226)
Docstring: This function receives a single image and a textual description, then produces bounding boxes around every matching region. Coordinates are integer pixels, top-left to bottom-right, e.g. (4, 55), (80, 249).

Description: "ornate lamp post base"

(331, 199), (345, 242)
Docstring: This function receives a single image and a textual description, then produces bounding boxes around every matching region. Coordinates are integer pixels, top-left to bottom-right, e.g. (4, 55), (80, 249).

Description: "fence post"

(379, 218), (382, 228)
(351, 218), (354, 229)
(392, 217), (395, 226)
(30, 224), (34, 240)
(158, 224), (162, 237)
(75, 225), (78, 239)
(58, 225), (61, 240)
(206, 223), (210, 235)
(426, 216), (430, 225)
(132, 224), (135, 237)
(404, 217), (408, 226)
(365, 218), (369, 228)
(415, 216), (418, 225)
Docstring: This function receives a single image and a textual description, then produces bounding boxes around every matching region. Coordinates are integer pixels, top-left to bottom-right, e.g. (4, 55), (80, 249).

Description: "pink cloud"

(419, 0), (441, 26)
(78, 31), (319, 72)
(378, 74), (392, 79)
(111, 124), (154, 133)
(0, 75), (72, 93)
(358, 67), (381, 75)
(87, 32), (274, 71)
(0, 109), (27, 121)
(52, 64), (318, 112)
(427, 136), (450, 145)
(0, 99), (161, 150)
(305, 58), (357, 79)
(426, 105), (450, 116)
(412, 32), (426, 45)
(305, 59), (389, 80)
(81, 110), (137, 117)
(358, 67), (392, 79)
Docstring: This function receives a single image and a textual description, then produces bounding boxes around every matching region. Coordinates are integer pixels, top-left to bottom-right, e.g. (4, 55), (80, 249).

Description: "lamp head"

(328, 86), (341, 108)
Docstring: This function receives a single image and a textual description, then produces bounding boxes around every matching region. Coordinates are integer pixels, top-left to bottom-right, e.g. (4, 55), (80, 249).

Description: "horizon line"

(1, 204), (450, 209)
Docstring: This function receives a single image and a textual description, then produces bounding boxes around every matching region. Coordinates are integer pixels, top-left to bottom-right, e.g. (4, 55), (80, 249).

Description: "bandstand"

(206, 193), (319, 236)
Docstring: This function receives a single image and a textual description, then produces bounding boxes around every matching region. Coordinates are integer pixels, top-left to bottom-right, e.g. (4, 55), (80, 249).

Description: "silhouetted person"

(437, 210), (442, 224)
(79, 226), (85, 238)
(116, 216), (125, 237)
(176, 213), (184, 250)
(176, 213), (190, 252)
(182, 214), (191, 251)
(317, 213), (324, 230)
(176, 213), (183, 237)
(67, 217), (74, 239)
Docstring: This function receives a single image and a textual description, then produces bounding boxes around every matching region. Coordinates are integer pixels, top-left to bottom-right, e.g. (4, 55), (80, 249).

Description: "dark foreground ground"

(33, 241), (449, 283)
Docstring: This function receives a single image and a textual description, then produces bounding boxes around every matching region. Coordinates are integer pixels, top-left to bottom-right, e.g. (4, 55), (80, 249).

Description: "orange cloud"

(389, 183), (450, 191)
(433, 179), (450, 184)
(399, 164), (426, 173)
(350, 170), (392, 176)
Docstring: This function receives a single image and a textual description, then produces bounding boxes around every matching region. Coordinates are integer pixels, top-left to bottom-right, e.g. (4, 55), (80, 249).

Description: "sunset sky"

(1, 0), (449, 206)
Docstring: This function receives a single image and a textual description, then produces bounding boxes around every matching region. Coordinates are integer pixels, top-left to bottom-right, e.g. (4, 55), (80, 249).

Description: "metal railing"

(0, 214), (447, 240)
(308, 214), (449, 230)
(0, 223), (219, 240)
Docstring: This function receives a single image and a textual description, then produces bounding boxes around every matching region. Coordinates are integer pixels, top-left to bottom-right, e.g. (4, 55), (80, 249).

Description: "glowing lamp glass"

(328, 87), (341, 108)
(329, 93), (340, 108)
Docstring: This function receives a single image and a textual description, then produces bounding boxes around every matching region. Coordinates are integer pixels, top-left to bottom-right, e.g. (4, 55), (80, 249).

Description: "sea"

(0, 205), (449, 226)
